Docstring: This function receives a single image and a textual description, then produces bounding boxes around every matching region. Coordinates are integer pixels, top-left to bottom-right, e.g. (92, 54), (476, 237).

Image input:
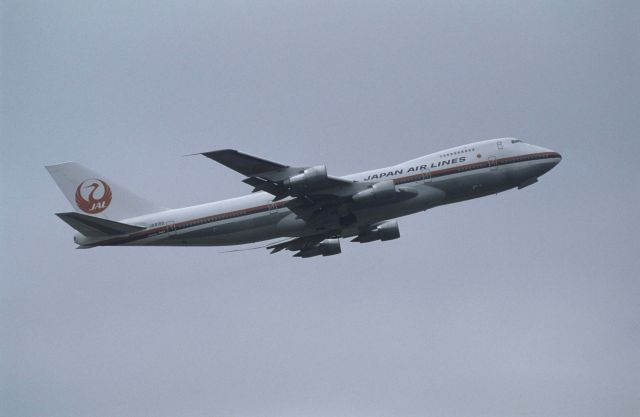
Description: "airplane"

(46, 138), (561, 258)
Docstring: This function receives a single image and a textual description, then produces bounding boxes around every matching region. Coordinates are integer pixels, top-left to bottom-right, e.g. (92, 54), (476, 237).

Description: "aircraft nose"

(547, 149), (562, 166)
(536, 145), (561, 165)
(532, 146), (562, 177)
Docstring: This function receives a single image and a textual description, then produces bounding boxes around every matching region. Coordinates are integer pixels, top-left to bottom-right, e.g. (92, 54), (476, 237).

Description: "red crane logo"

(75, 179), (112, 214)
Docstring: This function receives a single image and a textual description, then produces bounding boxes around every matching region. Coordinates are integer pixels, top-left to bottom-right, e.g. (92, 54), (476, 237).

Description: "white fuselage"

(77, 138), (561, 247)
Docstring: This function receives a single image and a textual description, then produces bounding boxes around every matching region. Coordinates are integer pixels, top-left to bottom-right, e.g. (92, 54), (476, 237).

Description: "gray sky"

(2, 1), (639, 416)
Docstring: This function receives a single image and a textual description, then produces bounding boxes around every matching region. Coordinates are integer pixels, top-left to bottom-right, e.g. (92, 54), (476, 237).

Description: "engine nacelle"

(352, 180), (397, 203)
(295, 238), (341, 258)
(352, 220), (400, 243)
(285, 165), (328, 193)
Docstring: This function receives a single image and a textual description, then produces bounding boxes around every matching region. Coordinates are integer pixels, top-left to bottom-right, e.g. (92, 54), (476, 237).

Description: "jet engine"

(352, 180), (397, 203)
(352, 220), (400, 243)
(285, 165), (328, 193)
(295, 238), (341, 258)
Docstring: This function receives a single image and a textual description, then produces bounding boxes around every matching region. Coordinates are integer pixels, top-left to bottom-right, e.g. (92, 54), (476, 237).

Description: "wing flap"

(266, 235), (327, 254)
(241, 177), (289, 200)
(200, 149), (362, 197)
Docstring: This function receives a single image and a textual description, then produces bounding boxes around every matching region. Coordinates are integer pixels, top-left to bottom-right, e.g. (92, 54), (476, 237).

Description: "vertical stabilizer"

(45, 162), (166, 220)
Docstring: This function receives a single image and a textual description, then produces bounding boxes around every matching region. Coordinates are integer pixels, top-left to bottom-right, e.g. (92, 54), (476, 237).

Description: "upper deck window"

(511, 139), (523, 144)
(438, 147), (475, 158)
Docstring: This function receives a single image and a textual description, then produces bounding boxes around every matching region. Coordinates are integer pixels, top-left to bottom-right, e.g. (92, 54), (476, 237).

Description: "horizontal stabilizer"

(56, 212), (144, 237)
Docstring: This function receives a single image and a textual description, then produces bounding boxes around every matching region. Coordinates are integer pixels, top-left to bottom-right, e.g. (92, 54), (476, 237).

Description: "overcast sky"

(2, 1), (639, 416)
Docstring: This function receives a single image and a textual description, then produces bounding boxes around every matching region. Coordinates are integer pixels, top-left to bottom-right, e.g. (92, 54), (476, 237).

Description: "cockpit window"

(511, 139), (523, 144)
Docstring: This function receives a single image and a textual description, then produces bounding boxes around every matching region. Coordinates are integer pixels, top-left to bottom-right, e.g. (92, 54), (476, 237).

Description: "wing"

(201, 149), (289, 178)
(200, 149), (418, 228)
(201, 149), (359, 199)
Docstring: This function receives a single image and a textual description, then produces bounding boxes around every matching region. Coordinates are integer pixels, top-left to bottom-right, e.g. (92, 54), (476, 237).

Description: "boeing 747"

(47, 138), (561, 257)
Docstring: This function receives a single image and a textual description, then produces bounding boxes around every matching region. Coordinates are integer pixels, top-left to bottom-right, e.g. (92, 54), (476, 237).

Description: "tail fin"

(46, 162), (166, 220)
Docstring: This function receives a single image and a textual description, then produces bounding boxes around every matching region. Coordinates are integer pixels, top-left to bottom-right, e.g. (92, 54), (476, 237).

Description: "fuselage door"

(422, 168), (431, 183)
(488, 156), (498, 171)
(165, 221), (177, 236)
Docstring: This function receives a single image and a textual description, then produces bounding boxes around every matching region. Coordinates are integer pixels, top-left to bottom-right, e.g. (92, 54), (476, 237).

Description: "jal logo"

(75, 179), (112, 214)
